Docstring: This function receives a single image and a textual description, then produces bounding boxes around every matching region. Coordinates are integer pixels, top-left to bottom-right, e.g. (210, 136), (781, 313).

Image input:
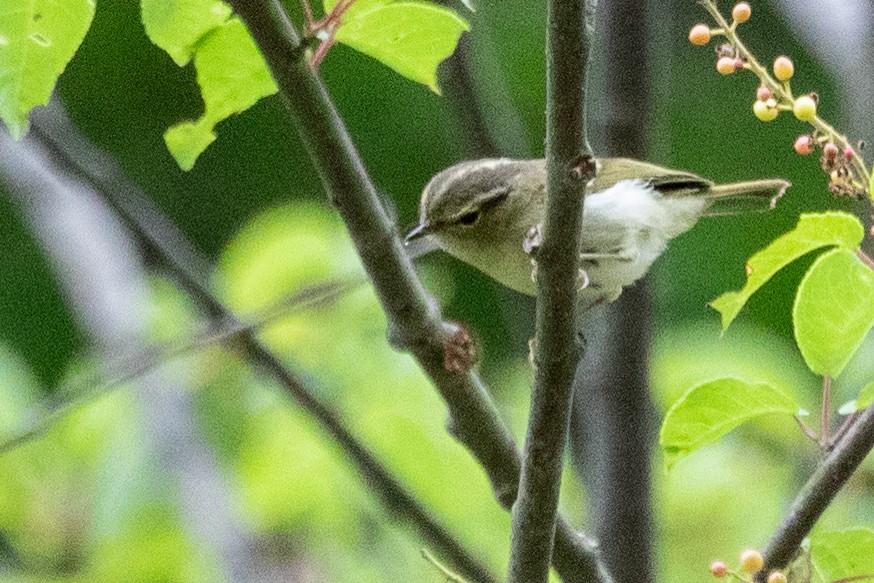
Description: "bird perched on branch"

(406, 158), (789, 308)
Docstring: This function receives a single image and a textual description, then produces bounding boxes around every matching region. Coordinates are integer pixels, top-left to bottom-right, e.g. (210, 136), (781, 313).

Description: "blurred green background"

(1, 0), (873, 581)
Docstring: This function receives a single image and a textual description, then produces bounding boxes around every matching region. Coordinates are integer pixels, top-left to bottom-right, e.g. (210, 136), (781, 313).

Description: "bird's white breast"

(580, 180), (709, 298)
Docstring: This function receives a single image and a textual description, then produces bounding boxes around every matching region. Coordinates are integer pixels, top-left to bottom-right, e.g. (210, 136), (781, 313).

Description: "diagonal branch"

(27, 103), (497, 583)
(757, 402), (874, 581)
(507, 1), (596, 581)
(223, 1), (611, 581)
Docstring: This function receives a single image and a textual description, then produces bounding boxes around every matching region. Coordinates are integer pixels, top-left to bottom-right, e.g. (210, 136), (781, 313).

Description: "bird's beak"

(404, 223), (429, 244)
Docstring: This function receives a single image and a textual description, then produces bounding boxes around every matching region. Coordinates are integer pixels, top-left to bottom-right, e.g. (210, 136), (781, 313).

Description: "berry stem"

(698, 0), (872, 200)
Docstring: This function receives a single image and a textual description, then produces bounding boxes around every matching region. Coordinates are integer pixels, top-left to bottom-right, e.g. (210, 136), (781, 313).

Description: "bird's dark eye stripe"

(458, 211), (480, 226)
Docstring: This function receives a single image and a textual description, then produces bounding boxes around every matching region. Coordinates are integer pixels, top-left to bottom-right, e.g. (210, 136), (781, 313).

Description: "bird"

(405, 158), (789, 308)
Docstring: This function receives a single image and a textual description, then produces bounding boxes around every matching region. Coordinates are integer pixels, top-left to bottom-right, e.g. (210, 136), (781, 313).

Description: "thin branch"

(507, 0), (596, 581)
(821, 375), (832, 449)
(0, 277), (365, 455)
(28, 104), (498, 583)
(422, 549), (469, 583)
(224, 2), (611, 582)
(757, 402), (874, 581)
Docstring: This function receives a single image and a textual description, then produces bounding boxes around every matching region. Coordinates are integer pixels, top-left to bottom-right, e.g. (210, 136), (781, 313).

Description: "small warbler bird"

(405, 158), (789, 307)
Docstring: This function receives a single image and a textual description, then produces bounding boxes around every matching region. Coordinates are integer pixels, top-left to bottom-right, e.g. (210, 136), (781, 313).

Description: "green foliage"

(331, 1), (469, 93)
(793, 249), (874, 378)
(140, 0), (232, 66)
(163, 17), (278, 170)
(660, 378), (800, 469)
(211, 202), (511, 576)
(143, 0), (467, 169)
(810, 528), (874, 583)
(0, 0), (95, 139)
(838, 380), (874, 415)
(711, 212), (864, 330)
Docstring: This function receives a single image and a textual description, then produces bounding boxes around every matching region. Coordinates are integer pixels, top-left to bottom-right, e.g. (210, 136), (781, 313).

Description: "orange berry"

(711, 561), (728, 578)
(768, 572), (788, 583)
(733, 2), (752, 22)
(773, 56), (794, 81)
(689, 24), (712, 45)
(717, 57), (737, 75)
(740, 549), (764, 573)
(753, 100), (778, 122)
(756, 85), (772, 101)
(794, 135), (814, 155)
(793, 95), (817, 121)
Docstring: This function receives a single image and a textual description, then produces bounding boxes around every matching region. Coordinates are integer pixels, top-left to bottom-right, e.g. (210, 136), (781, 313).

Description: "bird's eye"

(458, 211), (480, 226)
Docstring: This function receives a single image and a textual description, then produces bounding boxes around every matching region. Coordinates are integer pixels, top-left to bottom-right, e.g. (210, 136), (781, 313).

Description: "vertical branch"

(570, 0), (656, 581)
(25, 104), (499, 583)
(507, 0), (596, 582)
(220, 2), (612, 581)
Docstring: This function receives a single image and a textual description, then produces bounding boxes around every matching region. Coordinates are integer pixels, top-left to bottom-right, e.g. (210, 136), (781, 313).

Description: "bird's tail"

(701, 179), (791, 216)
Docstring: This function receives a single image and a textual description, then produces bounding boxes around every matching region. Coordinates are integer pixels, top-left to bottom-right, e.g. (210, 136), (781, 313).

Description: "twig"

(794, 415), (820, 444)
(422, 549), (469, 583)
(507, 0), (596, 581)
(225, 2), (611, 582)
(0, 277), (365, 455)
(830, 412), (860, 450)
(821, 375), (832, 449)
(757, 403), (874, 581)
(28, 104), (498, 583)
(697, 0), (871, 198)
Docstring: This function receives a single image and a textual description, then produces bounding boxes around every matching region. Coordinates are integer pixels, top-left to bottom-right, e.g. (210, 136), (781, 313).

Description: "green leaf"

(660, 378), (800, 470)
(163, 119), (216, 171)
(334, 2), (469, 92)
(0, 0), (95, 139)
(838, 380), (874, 415)
(324, 0), (393, 20)
(794, 248), (874, 377)
(711, 212), (864, 330)
(141, 0), (232, 67)
(810, 529), (874, 583)
(163, 17), (277, 170)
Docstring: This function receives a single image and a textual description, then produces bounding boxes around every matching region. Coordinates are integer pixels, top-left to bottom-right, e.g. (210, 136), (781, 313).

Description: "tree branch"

(569, 0), (655, 580)
(27, 103), (498, 583)
(507, 1), (596, 581)
(223, 2), (611, 581)
(758, 402), (874, 581)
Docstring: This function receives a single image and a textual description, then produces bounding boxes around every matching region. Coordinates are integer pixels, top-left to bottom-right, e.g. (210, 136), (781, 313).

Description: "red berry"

(717, 57), (736, 75)
(711, 561), (729, 578)
(733, 2), (752, 22)
(756, 85), (772, 101)
(794, 135), (814, 156)
(689, 24), (712, 45)
(740, 549), (764, 573)
(823, 143), (840, 159)
(845, 147), (855, 160)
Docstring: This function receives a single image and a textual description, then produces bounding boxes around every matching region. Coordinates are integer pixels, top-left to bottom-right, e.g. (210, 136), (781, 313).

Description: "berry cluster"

(710, 549), (786, 583)
(689, 1), (872, 199)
